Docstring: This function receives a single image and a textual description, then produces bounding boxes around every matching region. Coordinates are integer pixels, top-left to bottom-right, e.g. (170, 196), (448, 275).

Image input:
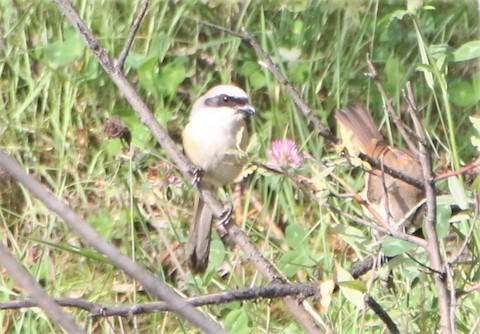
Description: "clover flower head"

(267, 138), (303, 169)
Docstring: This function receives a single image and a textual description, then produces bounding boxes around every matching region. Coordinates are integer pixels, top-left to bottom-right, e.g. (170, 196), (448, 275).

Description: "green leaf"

(248, 69), (269, 90)
(384, 57), (403, 87)
(448, 176), (469, 210)
(285, 223), (307, 249)
(245, 133), (260, 156)
(472, 175), (480, 192)
(330, 224), (367, 255)
(208, 239), (226, 269)
(278, 249), (315, 277)
(414, 20), (434, 89)
(337, 266), (365, 309)
(237, 61), (259, 76)
(130, 123), (153, 149)
(138, 57), (158, 92)
(43, 30), (85, 68)
(436, 205), (451, 239)
(89, 208), (116, 239)
(337, 280), (367, 293)
(288, 62), (310, 84)
(224, 308), (251, 334)
(105, 139), (123, 155)
(154, 60), (189, 97)
(278, 47), (302, 62)
(382, 237), (417, 257)
(125, 52), (156, 70)
(449, 81), (479, 107)
(30, 256), (53, 281)
(390, 9), (409, 21)
(470, 136), (480, 152)
(111, 110), (151, 149)
(453, 40), (480, 62)
(27, 238), (111, 263)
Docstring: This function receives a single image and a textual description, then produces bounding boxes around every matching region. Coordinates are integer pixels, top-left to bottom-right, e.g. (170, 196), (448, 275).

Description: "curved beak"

(236, 104), (256, 115)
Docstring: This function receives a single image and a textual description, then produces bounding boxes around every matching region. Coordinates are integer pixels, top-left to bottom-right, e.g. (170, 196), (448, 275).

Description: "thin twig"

(365, 295), (400, 334)
(405, 253), (443, 275)
(0, 282), (321, 317)
(328, 169), (389, 230)
(115, 0), (149, 69)
(0, 244), (395, 330)
(434, 157), (480, 182)
(456, 282), (480, 299)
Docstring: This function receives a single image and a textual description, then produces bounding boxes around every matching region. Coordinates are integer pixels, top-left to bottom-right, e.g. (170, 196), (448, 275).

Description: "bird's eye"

(223, 95), (229, 102)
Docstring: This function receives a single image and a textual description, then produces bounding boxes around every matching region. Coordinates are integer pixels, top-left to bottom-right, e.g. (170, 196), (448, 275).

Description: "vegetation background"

(1, 0), (479, 333)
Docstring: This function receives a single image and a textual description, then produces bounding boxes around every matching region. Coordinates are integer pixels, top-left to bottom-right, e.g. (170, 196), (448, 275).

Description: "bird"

(335, 106), (425, 230)
(182, 84), (255, 273)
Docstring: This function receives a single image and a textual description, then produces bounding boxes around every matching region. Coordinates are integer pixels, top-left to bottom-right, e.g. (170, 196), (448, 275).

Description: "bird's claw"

(191, 166), (203, 186)
(215, 203), (233, 238)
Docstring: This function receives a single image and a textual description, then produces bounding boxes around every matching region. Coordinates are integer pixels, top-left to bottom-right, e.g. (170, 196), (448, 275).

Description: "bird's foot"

(216, 202), (233, 238)
(190, 166), (203, 186)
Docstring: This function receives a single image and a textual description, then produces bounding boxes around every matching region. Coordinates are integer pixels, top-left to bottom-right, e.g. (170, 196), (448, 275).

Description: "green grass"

(1, 0), (479, 333)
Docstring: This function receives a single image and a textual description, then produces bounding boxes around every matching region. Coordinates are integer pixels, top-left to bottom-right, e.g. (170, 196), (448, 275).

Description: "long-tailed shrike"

(182, 84), (255, 273)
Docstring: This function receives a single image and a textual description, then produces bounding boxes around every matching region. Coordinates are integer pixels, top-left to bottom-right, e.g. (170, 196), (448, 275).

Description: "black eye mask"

(204, 95), (249, 108)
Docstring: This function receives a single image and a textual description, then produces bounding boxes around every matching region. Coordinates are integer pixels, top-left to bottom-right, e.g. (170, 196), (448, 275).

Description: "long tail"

(186, 193), (213, 274)
(335, 106), (383, 154)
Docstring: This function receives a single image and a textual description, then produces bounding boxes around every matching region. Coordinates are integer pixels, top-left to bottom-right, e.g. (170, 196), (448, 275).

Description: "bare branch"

(0, 243), (85, 334)
(405, 84), (453, 334)
(115, 0), (149, 69)
(1, 258), (398, 331)
(434, 157), (480, 182)
(365, 295), (400, 334)
(349, 254), (387, 279)
(0, 282), (321, 317)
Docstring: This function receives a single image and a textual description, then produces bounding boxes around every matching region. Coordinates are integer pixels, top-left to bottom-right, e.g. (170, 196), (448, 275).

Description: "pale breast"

(182, 112), (249, 187)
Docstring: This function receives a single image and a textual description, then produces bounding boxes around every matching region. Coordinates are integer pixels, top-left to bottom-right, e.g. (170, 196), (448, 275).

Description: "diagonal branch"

(0, 242), (85, 334)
